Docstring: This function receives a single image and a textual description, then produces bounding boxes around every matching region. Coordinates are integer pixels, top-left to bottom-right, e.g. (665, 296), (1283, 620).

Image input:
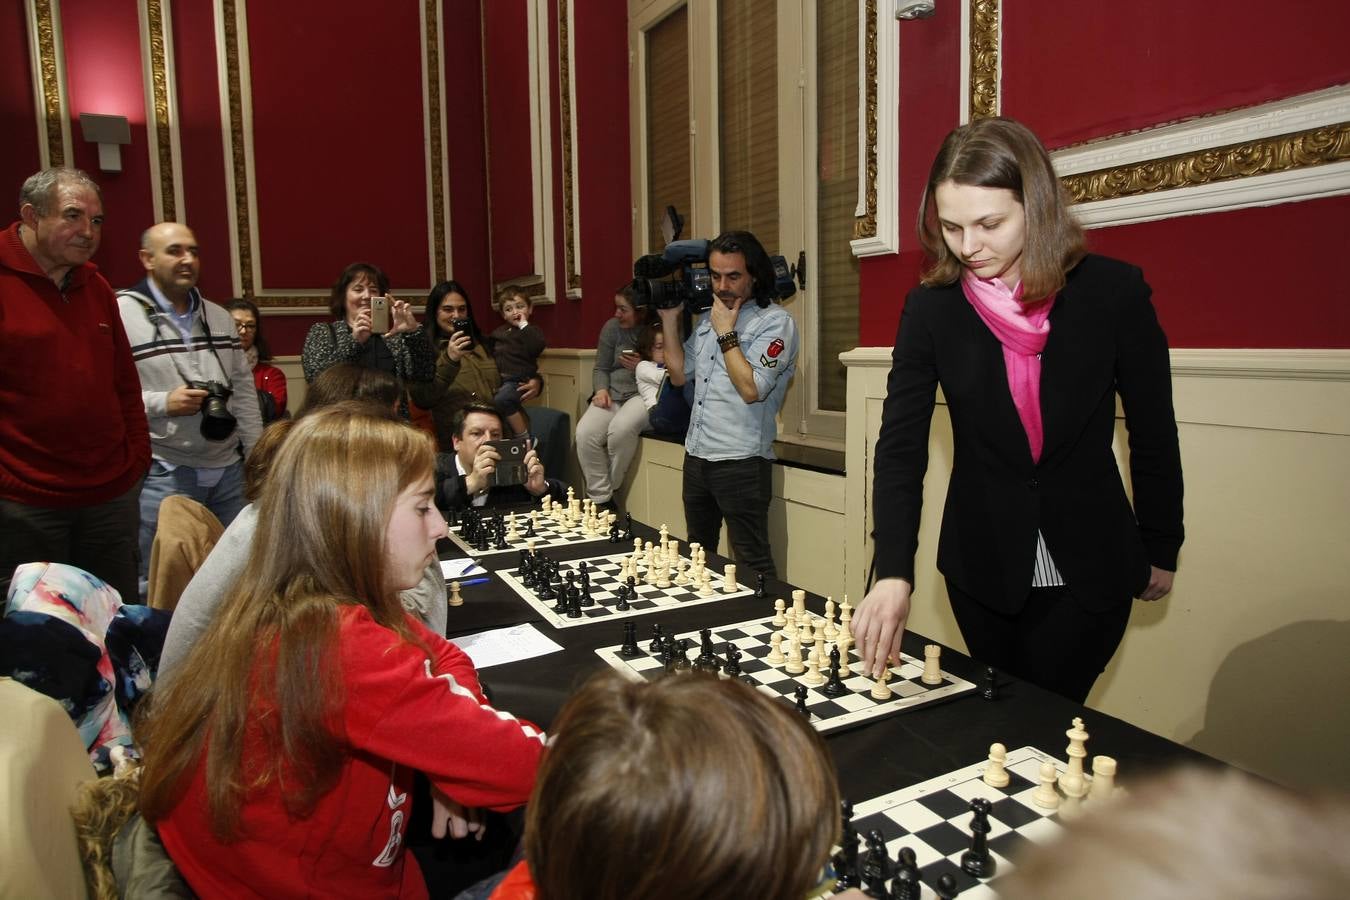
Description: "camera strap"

(120, 289), (232, 387)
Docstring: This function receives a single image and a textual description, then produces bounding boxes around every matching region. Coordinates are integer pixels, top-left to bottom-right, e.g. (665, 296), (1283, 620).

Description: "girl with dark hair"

(299, 262), (435, 400)
(408, 280), (542, 451)
(227, 298), (287, 422)
(851, 117), (1184, 704)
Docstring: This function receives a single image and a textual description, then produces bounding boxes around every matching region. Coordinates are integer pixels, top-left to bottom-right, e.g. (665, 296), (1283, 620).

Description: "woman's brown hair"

(918, 116), (1084, 301)
(525, 671), (840, 900)
(138, 405), (435, 839)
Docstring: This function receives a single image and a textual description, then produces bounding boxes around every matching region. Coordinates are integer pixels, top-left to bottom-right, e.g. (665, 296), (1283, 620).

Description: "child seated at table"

(487, 670), (860, 900)
(137, 405), (547, 899)
(489, 286), (547, 438)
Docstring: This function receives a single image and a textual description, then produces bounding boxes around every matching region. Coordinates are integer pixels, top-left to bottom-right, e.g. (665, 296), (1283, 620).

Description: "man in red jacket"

(0, 168), (150, 603)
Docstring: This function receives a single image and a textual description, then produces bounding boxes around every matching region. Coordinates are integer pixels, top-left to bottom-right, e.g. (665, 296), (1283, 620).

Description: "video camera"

(631, 207), (797, 314)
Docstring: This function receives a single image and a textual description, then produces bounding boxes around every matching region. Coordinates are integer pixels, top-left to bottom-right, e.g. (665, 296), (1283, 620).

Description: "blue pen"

(454, 576), (491, 587)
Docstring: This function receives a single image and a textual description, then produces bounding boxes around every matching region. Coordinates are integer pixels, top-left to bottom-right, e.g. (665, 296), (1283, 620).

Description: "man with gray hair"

(0, 167), (150, 604)
(117, 222), (262, 601)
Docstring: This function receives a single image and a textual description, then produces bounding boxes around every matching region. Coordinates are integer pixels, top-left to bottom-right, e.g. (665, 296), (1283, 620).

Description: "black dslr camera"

(187, 380), (237, 441)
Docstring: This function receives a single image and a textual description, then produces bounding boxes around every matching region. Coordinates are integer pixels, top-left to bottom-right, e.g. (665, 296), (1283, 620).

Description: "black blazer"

(871, 255), (1183, 614)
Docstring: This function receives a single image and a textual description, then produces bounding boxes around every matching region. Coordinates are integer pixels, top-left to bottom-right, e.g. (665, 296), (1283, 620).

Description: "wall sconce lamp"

(896, 1), (936, 20)
(78, 113), (132, 173)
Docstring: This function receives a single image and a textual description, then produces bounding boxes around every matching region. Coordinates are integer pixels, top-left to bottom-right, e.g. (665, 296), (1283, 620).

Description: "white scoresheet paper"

(451, 623), (563, 669)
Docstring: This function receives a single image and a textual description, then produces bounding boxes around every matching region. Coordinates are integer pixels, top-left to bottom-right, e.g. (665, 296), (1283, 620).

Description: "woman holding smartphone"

(574, 284), (653, 511)
(300, 262), (435, 410)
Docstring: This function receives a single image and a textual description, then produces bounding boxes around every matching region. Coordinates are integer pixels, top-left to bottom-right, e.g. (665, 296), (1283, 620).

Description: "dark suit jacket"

(871, 255), (1183, 614)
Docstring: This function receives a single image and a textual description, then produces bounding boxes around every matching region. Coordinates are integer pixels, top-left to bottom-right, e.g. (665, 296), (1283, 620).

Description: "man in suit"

(436, 403), (562, 512)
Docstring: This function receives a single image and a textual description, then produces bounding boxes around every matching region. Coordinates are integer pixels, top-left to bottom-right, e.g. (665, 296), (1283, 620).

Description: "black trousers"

(945, 578), (1131, 704)
(0, 478), (143, 605)
(682, 454), (776, 580)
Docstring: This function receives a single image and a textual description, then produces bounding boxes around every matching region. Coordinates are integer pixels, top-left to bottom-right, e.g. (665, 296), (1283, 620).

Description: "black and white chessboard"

(498, 551), (753, 628)
(446, 511), (612, 557)
(830, 746), (1067, 898)
(595, 613), (976, 733)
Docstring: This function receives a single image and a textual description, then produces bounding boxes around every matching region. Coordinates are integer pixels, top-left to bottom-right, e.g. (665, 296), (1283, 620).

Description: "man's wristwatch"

(716, 330), (740, 352)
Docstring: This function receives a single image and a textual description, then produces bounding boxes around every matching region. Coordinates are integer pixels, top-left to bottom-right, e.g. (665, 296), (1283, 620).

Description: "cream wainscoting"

(842, 346), (1350, 789)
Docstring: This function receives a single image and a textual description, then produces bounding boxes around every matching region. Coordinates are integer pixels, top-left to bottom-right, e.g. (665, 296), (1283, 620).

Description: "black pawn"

(794, 684), (810, 717)
(959, 796), (995, 879)
(860, 829), (892, 898)
(822, 646), (848, 697)
(723, 645), (742, 677)
(754, 572), (766, 599)
(619, 622), (640, 658)
(934, 873), (957, 900)
(648, 624), (666, 654)
(889, 847), (920, 900)
(615, 585), (631, 611)
(981, 665), (998, 701)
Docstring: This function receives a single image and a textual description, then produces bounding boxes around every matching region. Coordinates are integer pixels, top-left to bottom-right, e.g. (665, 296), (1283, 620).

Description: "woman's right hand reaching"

(445, 330), (472, 362)
(350, 307), (373, 345)
(850, 577), (913, 678)
(591, 388), (612, 409)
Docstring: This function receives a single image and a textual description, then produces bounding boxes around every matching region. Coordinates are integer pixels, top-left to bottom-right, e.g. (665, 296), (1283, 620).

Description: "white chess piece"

(804, 652), (824, 686)
(823, 598), (837, 641)
(1060, 717), (1090, 789)
(836, 634), (853, 677)
(1088, 756), (1117, 804)
(869, 668), (893, 700)
(982, 742), (1010, 788)
(840, 604), (853, 639)
(697, 568), (715, 597)
(1032, 760), (1061, 810)
(773, 598), (787, 626)
(722, 563), (737, 594)
(792, 588), (806, 620)
(921, 644), (942, 685)
(785, 634), (805, 674)
(448, 581), (463, 607)
(767, 631), (785, 665)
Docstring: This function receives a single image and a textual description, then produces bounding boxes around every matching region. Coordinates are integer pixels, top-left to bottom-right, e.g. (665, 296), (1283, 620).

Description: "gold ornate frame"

(143, 0), (177, 222)
(558, 0), (580, 295)
(30, 0), (68, 167)
(853, 0), (878, 240)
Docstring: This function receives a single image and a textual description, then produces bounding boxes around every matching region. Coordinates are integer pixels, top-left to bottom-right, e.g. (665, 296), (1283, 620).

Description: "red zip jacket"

(0, 222), (150, 506)
(158, 605), (547, 899)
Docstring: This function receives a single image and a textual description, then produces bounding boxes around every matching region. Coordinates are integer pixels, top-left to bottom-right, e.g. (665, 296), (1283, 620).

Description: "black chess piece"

(754, 572), (766, 599)
(622, 513), (634, 541)
(648, 624), (666, 655)
(615, 584), (631, 611)
(794, 684), (809, 717)
(823, 646), (848, 697)
(860, 829), (893, 898)
(833, 799), (860, 890)
(889, 847), (921, 900)
(524, 516), (536, 538)
(608, 523), (621, 543)
(619, 622), (640, 658)
(722, 645), (742, 677)
(674, 638), (693, 671)
(959, 797), (995, 879)
(934, 873), (957, 900)
(694, 629), (716, 669)
(981, 665), (998, 701)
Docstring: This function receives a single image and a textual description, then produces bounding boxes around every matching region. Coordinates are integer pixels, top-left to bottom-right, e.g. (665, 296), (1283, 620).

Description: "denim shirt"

(683, 301), (798, 461)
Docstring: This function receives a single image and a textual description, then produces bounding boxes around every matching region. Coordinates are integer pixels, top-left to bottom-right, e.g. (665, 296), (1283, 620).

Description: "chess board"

(446, 511), (612, 557)
(829, 746), (1068, 898)
(497, 550), (754, 628)
(595, 612), (976, 734)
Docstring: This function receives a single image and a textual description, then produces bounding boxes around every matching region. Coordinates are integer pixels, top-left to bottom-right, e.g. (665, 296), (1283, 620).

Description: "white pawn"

(697, 568), (715, 597)
(1032, 760), (1061, 810)
(723, 563), (737, 594)
(448, 581), (463, 607)
(505, 512), (519, 541)
(982, 742), (1010, 788)
(785, 634), (805, 674)
(869, 668), (893, 700)
(673, 554), (688, 585)
(767, 631), (785, 665)
(922, 643), (943, 685)
(1088, 756), (1117, 804)
(772, 598), (787, 626)
(804, 652), (824, 686)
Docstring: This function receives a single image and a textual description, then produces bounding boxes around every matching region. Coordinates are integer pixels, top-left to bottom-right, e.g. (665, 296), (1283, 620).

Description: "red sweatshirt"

(158, 606), (547, 899)
(0, 221), (150, 506)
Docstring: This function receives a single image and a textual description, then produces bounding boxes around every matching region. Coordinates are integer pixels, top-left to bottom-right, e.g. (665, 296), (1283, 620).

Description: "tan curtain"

(646, 7), (691, 252)
(717, 0), (778, 250)
(815, 1), (859, 412)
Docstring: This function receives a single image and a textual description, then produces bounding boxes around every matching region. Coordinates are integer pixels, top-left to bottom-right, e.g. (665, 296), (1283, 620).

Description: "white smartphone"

(370, 296), (390, 333)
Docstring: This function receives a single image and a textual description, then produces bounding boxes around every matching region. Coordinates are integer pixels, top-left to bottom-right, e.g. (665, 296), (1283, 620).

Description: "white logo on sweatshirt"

(372, 783), (409, 868)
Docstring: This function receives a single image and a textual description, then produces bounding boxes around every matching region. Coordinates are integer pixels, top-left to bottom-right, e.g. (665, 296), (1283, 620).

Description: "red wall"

(859, 0), (1350, 350)
(0, 3), (42, 191)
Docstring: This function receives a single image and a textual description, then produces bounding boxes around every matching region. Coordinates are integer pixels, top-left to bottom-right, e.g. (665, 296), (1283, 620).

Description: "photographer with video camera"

(435, 402), (565, 513)
(117, 222), (263, 601)
(656, 230), (798, 581)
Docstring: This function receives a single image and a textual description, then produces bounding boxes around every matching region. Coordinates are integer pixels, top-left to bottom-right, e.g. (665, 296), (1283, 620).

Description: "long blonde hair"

(138, 404), (436, 839)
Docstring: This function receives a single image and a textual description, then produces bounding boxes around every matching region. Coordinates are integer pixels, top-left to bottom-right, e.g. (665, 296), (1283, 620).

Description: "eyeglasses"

(235, 322), (258, 332)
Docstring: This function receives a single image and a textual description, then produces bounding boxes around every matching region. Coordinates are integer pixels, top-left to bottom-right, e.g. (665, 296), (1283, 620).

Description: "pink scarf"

(960, 271), (1056, 462)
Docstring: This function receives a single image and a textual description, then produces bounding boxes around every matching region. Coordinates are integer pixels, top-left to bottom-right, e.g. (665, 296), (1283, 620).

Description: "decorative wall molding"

(559, 0), (582, 298)
(850, 0), (900, 258)
(422, 0), (450, 283)
(26, 0), (72, 169)
(965, 0), (999, 122)
(524, 0), (558, 305)
(139, 0), (184, 224)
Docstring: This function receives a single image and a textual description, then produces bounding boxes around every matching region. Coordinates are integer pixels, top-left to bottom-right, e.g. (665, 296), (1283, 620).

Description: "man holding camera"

(117, 221), (262, 600)
(436, 403), (563, 512)
(657, 230), (798, 581)
(0, 168), (150, 605)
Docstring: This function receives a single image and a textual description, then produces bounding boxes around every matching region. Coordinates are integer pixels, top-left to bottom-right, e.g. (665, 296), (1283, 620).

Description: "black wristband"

(716, 330), (740, 352)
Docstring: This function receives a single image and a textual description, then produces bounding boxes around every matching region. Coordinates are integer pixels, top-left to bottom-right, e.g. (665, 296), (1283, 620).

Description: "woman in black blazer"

(852, 118), (1183, 703)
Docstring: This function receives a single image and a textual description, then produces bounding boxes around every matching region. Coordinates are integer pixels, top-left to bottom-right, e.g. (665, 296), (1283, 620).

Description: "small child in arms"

(632, 322), (689, 437)
(489, 287), (547, 436)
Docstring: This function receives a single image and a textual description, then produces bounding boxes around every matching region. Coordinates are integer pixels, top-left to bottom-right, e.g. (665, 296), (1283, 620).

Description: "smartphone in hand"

(371, 296), (390, 333)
